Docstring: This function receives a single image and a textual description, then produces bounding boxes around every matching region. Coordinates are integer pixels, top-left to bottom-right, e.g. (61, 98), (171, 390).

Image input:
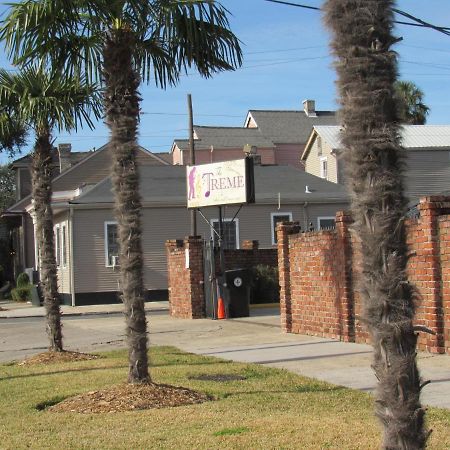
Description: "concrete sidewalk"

(0, 300), (169, 318)
(1, 302), (449, 409)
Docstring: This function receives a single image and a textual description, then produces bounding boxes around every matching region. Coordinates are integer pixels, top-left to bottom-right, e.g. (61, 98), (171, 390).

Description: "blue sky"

(0, 0), (449, 164)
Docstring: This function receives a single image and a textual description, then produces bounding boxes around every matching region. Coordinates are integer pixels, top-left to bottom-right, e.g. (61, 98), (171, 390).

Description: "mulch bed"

(49, 383), (212, 413)
(19, 350), (100, 366)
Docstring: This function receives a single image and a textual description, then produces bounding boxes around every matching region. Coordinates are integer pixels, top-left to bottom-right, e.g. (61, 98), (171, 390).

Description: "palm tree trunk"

(324, 1), (428, 448)
(31, 131), (63, 352)
(103, 28), (149, 384)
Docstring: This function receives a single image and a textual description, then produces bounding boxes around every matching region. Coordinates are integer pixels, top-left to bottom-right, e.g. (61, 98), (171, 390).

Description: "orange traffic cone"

(217, 297), (226, 320)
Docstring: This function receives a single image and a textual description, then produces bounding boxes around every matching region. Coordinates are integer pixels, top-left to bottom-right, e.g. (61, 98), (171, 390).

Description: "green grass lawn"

(0, 346), (449, 449)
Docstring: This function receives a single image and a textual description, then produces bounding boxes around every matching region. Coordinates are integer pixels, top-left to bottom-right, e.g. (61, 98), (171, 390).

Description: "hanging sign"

(186, 158), (255, 208)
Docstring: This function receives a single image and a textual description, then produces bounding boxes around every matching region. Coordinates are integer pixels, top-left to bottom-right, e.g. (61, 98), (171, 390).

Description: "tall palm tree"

(395, 80), (430, 125)
(0, 67), (101, 352)
(323, 1), (428, 448)
(1, 0), (242, 383)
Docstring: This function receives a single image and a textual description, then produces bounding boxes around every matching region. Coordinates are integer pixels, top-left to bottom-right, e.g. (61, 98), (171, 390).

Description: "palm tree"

(323, 1), (428, 448)
(0, 67), (101, 352)
(395, 80), (430, 125)
(1, 0), (242, 383)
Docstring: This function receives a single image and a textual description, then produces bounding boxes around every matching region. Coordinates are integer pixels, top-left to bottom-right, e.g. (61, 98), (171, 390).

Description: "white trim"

(104, 221), (118, 267)
(210, 218), (240, 249)
(61, 223), (67, 268)
(54, 224), (61, 267)
(320, 156), (328, 179)
(317, 216), (336, 230)
(270, 212), (293, 245)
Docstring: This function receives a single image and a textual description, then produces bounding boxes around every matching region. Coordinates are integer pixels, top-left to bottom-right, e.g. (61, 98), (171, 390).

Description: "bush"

(16, 272), (30, 288)
(12, 272), (32, 302)
(11, 285), (31, 302)
(250, 264), (280, 304)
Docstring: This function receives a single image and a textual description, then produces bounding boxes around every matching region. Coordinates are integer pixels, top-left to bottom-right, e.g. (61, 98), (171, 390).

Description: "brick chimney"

(303, 99), (317, 117)
(58, 143), (72, 172)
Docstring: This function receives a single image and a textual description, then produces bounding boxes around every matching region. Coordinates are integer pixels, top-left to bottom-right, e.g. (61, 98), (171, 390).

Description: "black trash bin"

(225, 268), (251, 318)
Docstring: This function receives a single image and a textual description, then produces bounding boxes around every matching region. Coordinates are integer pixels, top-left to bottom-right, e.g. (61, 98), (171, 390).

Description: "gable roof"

(303, 124), (450, 160)
(4, 143), (168, 214)
(173, 126), (274, 152)
(10, 149), (91, 168)
(246, 110), (338, 144)
(72, 164), (348, 206)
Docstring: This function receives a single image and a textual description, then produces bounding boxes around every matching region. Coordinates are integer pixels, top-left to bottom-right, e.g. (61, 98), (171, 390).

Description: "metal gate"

(203, 239), (218, 319)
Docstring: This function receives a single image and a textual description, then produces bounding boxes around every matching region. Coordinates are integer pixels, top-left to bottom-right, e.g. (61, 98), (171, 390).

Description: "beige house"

(3, 143), (169, 278)
(8, 158), (349, 305)
(302, 125), (450, 199)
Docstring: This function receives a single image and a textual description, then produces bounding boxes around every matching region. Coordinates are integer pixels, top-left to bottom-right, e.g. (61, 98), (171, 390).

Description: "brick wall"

(166, 238), (277, 319)
(278, 196), (450, 354)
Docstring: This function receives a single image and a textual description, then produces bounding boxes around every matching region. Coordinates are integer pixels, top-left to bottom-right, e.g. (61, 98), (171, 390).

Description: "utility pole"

(188, 94), (197, 236)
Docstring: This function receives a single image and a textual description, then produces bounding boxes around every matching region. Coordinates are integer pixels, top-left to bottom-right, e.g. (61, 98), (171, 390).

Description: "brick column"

(166, 236), (205, 319)
(277, 222), (301, 333)
(335, 212), (355, 342)
(415, 198), (445, 353)
(439, 215), (450, 354)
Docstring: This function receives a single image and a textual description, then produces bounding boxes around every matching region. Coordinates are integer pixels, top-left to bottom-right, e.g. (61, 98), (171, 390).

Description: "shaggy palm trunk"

(103, 29), (149, 383)
(324, 1), (428, 448)
(32, 131), (63, 351)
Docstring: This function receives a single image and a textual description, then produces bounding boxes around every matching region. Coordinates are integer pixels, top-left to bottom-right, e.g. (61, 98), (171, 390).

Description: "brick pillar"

(277, 222), (301, 333)
(335, 212), (355, 342)
(439, 215), (450, 354)
(416, 198), (445, 353)
(166, 236), (205, 319)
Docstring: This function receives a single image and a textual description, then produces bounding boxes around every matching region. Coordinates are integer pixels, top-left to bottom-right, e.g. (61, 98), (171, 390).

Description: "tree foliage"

(394, 80), (429, 125)
(0, 164), (16, 214)
(324, 1), (427, 448)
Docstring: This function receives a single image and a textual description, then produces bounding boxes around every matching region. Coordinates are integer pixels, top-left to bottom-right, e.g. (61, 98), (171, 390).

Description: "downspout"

(303, 202), (309, 231)
(69, 205), (75, 307)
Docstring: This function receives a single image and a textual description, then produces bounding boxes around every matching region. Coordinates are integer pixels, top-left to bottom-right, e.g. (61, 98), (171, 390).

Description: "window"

(105, 222), (119, 266)
(320, 157), (328, 179)
(55, 225), (61, 267)
(317, 136), (322, 156)
(317, 216), (336, 230)
(211, 219), (239, 249)
(61, 224), (67, 267)
(271, 212), (292, 245)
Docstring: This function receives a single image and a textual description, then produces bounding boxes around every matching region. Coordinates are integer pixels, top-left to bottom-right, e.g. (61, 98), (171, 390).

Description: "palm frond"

(0, 66), (102, 134)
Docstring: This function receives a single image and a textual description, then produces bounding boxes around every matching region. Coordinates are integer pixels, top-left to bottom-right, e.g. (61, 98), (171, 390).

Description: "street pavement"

(1, 301), (449, 409)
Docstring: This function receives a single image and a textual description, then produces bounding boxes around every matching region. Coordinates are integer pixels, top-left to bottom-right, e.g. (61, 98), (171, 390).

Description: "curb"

(0, 307), (169, 320)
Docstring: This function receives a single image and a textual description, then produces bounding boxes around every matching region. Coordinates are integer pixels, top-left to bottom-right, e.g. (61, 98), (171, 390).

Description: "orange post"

(217, 296), (226, 319)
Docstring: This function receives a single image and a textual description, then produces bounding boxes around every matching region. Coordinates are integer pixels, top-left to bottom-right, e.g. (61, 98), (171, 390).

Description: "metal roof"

(312, 125), (450, 150)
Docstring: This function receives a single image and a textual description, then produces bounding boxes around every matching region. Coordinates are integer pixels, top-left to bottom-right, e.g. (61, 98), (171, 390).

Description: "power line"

(263, 0), (450, 36)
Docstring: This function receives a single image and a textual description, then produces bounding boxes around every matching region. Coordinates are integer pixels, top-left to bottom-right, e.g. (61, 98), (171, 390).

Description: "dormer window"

(320, 157), (328, 180)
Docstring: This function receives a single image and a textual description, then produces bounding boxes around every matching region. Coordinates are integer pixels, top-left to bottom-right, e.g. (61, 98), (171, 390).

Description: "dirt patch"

(49, 383), (212, 413)
(0, 307), (7, 311)
(19, 350), (100, 366)
(189, 374), (247, 382)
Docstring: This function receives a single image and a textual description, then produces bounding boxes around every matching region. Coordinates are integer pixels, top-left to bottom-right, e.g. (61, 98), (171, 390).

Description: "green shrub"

(11, 285), (31, 302)
(16, 272), (30, 288)
(250, 264), (280, 304)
